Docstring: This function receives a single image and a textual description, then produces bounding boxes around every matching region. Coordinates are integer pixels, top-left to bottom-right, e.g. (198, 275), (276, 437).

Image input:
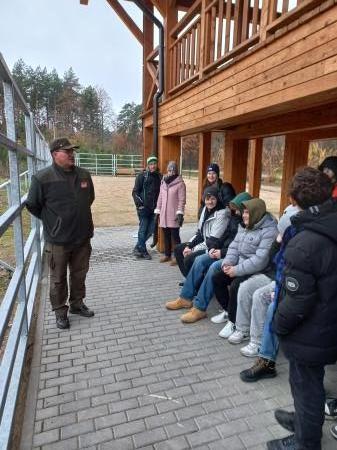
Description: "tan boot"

(165, 297), (193, 310)
(169, 258), (177, 266)
(180, 307), (207, 323)
(160, 256), (171, 263)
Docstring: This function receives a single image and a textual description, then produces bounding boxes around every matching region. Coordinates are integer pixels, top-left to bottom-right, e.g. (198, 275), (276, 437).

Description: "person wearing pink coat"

(155, 161), (186, 264)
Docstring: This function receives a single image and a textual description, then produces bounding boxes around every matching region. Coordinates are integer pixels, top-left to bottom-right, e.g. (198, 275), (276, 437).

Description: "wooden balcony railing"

(146, 0), (333, 98)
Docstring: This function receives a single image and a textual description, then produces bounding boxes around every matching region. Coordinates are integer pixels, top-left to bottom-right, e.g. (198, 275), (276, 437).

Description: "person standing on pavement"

(132, 155), (161, 260)
(26, 137), (95, 330)
(267, 167), (337, 450)
(154, 161), (186, 264)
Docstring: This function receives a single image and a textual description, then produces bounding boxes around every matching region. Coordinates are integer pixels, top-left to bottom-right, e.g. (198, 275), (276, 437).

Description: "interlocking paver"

(21, 225), (337, 450)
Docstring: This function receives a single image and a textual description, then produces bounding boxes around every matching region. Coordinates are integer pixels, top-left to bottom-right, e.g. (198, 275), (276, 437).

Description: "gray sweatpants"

(235, 274), (275, 346)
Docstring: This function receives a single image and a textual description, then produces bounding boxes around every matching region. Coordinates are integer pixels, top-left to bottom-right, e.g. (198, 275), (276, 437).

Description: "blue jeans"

(258, 301), (279, 362)
(181, 254), (223, 311)
(136, 209), (155, 253)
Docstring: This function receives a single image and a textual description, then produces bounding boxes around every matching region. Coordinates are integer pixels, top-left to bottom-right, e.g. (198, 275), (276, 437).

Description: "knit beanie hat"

(147, 155), (158, 165)
(318, 156), (337, 178)
(207, 163), (220, 177)
(167, 161), (178, 174)
(277, 204), (300, 237)
(202, 185), (219, 201)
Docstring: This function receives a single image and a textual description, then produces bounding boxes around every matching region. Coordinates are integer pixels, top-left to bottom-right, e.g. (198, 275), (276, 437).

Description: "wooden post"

(248, 138), (263, 197)
(164, 2), (178, 97)
(259, 0), (277, 41)
(143, 0), (154, 110)
(157, 135), (181, 252)
(223, 133), (249, 193)
(199, 0), (212, 78)
(198, 132), (212, 206)
(280, 133), (309, 214)
(143, 126), (153, 166)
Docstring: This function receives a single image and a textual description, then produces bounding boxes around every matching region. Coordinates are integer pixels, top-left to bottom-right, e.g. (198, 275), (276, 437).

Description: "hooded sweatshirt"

(222, 198), (278, 277)
(274, 198), (337, 365)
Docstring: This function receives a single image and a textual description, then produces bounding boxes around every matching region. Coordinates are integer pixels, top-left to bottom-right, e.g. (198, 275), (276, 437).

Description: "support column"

(157, 135), (181, 252)
(280, 133), (309, 214)
(248, 138), (263, 197)
(223, 133), (249, 194)
(143, 126), (153, 165)
(198, 132), (212, 205)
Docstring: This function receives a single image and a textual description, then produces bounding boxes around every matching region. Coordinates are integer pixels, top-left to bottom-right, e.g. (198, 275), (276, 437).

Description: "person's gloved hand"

(176, 213), (184, 227)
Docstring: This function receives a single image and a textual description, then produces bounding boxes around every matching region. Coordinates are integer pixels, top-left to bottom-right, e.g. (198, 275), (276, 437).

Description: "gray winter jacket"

(222, 212), (278, 276)
(190, 208), (230, 252)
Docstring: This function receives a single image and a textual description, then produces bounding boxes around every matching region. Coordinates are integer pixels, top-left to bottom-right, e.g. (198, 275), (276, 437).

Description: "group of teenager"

(132, 154), (337, 450)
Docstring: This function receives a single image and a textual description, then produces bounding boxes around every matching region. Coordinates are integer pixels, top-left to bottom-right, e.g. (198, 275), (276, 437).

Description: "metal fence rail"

(75, 152), (142, 176)
(0, 53), (50, 449)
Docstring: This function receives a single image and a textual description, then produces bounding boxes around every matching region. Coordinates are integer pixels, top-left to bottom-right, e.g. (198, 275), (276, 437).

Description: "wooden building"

(81, 0), (337, 214)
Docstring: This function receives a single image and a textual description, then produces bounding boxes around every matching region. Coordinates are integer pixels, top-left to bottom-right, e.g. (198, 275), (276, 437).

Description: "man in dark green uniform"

(26, 137), (95, 329)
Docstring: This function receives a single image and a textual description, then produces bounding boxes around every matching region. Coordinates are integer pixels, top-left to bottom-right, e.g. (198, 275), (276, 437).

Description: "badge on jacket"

(285, 276), (299, 292)
(81, 180), (88, 188)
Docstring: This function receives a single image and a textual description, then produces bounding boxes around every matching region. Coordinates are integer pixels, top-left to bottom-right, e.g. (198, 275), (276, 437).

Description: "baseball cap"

(50, 137), (79, 153)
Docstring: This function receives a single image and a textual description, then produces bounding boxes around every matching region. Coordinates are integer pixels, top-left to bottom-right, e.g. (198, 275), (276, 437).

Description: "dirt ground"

(91, 175), (281, 227)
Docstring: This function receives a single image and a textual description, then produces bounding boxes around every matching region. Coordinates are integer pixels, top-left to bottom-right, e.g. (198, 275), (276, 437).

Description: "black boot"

(56, 313), (70, 330)
(266, 434), (295, 449)
(69, 303), (94, 317)
(240, 357), (276, 382)
(275, 409), (295, 432)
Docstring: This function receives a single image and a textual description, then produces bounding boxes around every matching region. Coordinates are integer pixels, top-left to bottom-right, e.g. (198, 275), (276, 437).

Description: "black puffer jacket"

(274, 199), (337, 365)
(132, 169), (161, 213)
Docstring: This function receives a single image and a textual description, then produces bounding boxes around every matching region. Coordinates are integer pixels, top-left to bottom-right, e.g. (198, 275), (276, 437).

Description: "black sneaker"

(275, 409), (295, 432)
(330, 424), (337, 440)
(69, 303), (94, 317)
(267, 435), (295, 449)
(56, 315), (70, 329)
(240, 357), (277, 382)
(325, 398), (337, 420)
(142, 252), (152, 260)
(133, 247), (143, 257)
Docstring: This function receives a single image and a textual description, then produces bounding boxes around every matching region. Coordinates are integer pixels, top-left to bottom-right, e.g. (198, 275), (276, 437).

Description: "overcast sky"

(0, 0), (144, 113)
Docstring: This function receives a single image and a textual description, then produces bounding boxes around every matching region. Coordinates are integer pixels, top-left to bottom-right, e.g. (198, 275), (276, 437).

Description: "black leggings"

(174, 243), (205, 277)
(212, 271), (250, 323)
(162, 227), (181, 257)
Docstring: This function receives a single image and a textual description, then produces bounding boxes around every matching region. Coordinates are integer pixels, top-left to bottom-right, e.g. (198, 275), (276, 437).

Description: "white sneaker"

(211, 310), (228, 324)
(228, 330), (249, 344)
(240, 342), (260, 357)
(219, 321), (235, 339)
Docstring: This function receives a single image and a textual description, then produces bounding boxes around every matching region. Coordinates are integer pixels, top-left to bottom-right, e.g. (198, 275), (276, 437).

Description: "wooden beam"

(151, 0), (166, 16)
(248, 138), (262, 197)
(230, 103), (337, 139)
(280, 133), (309, 214)
(198, 132), (212, 205)
(223, 134), (248, 193)
(106, 0), (143, 45)
(80, 0), (89, 4)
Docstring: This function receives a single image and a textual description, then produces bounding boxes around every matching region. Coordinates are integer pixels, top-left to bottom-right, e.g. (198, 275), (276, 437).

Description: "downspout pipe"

(132, 0), (164, 157)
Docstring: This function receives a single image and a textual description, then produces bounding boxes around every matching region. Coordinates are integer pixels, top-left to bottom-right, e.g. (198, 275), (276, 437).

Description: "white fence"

(0, 53), (50, 449)
(75, 153), (142, 176)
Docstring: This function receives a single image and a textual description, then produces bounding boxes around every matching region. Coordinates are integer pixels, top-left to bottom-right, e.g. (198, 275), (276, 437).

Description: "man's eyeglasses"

(55, 149), (76, 154)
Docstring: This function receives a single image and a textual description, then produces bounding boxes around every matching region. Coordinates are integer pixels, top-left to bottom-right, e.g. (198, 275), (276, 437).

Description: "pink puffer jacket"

(155, 176), (186, 228)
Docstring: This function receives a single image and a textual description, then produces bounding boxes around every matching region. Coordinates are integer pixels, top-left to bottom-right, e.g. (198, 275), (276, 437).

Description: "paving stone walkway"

(21, 225), (337, 449)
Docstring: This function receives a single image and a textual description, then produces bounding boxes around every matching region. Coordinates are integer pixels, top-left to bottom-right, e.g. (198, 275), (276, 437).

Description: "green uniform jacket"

(26, 163), (95, 245)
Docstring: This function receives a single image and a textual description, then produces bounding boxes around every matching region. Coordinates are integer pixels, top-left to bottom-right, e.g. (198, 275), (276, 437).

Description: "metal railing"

(0, 53), (50, 449)
(75, 152), (143, 176)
